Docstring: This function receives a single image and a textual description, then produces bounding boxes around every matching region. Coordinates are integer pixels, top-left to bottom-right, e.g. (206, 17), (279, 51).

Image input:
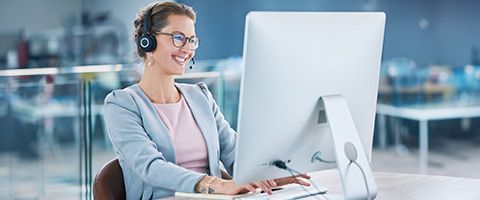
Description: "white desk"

(162, 170), (480, 200)
(376, 103), (480, 174)
(313, 170), (480, 200)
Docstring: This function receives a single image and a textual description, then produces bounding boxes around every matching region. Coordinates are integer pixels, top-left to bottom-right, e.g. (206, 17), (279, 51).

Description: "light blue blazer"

(103, 82), (237, 199)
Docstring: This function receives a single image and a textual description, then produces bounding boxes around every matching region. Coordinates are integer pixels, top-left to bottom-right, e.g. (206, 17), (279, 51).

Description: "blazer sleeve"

(196, 82), (237, 175)
(103, 89), (205, 193)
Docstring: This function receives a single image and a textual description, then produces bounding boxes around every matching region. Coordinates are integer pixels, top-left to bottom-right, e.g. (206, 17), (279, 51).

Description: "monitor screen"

(234, 12), (385, 184)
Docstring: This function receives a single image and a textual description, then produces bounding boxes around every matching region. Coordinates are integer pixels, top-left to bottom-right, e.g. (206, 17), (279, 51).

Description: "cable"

(344, 142), (372, 200)
(273, 142), (372, 200)
(272, 160), (329, 200)
(286, 168), (328, 200)
(311, 151), (336, 164)
(314, 158), (336, 164)
(286, 168), (326, 196)
(348, 161), (371, 200)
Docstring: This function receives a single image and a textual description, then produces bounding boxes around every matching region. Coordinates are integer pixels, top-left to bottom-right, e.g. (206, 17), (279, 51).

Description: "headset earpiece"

(138, 34), (157, 52)
(138, 4), (158, 53)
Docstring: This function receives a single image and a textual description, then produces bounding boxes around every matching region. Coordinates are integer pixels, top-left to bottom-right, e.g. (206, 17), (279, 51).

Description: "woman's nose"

(179, 45), (193, 54)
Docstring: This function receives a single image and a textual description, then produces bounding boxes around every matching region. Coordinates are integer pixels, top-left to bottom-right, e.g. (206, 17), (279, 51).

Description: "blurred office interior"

(0, 0), (480, 199)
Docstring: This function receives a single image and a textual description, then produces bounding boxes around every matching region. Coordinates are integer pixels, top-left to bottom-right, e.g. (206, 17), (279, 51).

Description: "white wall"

(0, 0), (170, 35)
(0, 0), (82, 32)
(435, 0), (480, 66)
(84, 0), (171, 49)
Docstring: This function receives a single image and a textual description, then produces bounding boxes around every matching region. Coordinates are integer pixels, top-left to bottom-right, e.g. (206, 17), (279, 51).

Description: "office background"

(1, 0), (479, 199)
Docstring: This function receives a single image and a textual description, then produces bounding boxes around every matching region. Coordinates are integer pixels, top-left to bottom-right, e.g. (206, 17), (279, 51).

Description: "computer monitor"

(233, 12), (385, 198)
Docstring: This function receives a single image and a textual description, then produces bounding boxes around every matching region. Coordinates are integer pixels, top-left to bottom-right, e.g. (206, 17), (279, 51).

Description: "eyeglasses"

(157, 32), (199, 50)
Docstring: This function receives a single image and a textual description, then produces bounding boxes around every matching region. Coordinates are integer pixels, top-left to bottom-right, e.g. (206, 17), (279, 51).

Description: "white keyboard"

(237, 186), (328, 200)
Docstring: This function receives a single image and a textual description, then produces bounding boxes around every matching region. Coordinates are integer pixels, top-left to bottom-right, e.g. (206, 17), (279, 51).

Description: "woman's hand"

(274, 173), (312, 187)
(241, 174), (312, 195)
(247, 179), (277, 195)
(195, 174), (312, 195)
(195, 176), (257, 195)
(248, 174), (311, 194)
(194, 176), (278, 195)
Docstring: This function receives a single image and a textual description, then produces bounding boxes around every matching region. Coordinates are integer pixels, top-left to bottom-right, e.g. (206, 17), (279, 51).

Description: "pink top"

(153, 95), (209, 174)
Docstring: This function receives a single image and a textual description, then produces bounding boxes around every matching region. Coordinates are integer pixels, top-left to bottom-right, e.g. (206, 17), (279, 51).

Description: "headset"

(137, 4), (157, 53)
(137, 3), (196, 69)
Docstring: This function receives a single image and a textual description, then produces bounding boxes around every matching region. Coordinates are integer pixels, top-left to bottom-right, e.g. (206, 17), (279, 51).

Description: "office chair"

(93, 158), (126, 200)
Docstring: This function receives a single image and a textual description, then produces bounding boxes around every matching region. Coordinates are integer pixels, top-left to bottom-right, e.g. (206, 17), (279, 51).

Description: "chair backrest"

(93, 158), (126, 200)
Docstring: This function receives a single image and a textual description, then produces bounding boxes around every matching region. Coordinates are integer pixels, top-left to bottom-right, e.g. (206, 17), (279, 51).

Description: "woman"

(103, 2), (311, 199)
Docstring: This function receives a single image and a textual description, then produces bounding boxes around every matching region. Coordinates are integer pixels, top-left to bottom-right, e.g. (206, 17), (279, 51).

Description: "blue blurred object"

(379, 60), (480, 106)
(380, 58), (423, 105)
(460, 65), (480, 100)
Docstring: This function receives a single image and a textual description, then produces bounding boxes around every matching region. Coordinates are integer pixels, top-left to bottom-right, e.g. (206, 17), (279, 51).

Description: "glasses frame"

(157, 32), (199, 50)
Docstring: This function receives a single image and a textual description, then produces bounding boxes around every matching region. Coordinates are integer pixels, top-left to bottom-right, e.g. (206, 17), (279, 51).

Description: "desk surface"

(376, 103), (480, 121)
(162, 170), (480, 200)
(312, 170), (480, 200)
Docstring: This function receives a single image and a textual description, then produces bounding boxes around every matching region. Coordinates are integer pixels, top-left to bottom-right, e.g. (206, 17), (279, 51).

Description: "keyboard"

(237, 186), (328, 200)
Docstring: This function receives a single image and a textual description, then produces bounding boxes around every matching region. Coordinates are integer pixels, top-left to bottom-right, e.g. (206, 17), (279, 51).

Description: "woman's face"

(150, 14), (196, 76)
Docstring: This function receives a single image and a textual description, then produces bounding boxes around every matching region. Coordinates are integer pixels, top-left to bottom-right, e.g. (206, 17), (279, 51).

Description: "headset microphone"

(189, 57), (196, 69)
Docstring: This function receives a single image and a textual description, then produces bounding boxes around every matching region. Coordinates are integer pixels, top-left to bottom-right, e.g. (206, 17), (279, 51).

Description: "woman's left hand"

(248, 173), (312, 195)
(247, 179), (277, 194)
(273, 173), (312, 187)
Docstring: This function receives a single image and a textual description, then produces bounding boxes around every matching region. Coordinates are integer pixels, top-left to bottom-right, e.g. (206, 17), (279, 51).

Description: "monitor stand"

(317, 95), (378, 200)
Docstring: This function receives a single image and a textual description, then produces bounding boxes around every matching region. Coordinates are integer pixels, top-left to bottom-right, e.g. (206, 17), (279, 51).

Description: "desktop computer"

(234, 12), (385, 200)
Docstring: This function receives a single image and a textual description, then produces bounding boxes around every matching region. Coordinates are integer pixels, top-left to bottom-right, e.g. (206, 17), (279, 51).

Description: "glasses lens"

(172, 34), (186, 47)
(189, 37), (199, 50)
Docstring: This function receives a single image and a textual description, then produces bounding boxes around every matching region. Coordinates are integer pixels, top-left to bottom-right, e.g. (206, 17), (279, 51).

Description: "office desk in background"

(162, 169), (480, 200)
(376, 103), (480, 174)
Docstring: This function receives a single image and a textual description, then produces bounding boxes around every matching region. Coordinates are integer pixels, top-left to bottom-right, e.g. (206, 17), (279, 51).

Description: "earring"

(146, 53), (153, 66)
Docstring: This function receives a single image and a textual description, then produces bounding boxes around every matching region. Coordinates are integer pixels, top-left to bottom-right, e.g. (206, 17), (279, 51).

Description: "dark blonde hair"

(133, 2), (196, 58)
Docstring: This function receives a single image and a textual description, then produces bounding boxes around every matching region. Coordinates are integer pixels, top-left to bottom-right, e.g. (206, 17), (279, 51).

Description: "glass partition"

(0, 76), (82, 200)
(0, 62), (229, 199)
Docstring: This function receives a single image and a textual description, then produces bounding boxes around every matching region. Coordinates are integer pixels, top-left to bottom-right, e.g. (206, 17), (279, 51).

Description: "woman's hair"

(133, 2), (196, 59)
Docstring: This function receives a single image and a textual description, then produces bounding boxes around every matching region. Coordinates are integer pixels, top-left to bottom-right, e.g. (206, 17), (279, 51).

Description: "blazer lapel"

(130, 84), (176, 163)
